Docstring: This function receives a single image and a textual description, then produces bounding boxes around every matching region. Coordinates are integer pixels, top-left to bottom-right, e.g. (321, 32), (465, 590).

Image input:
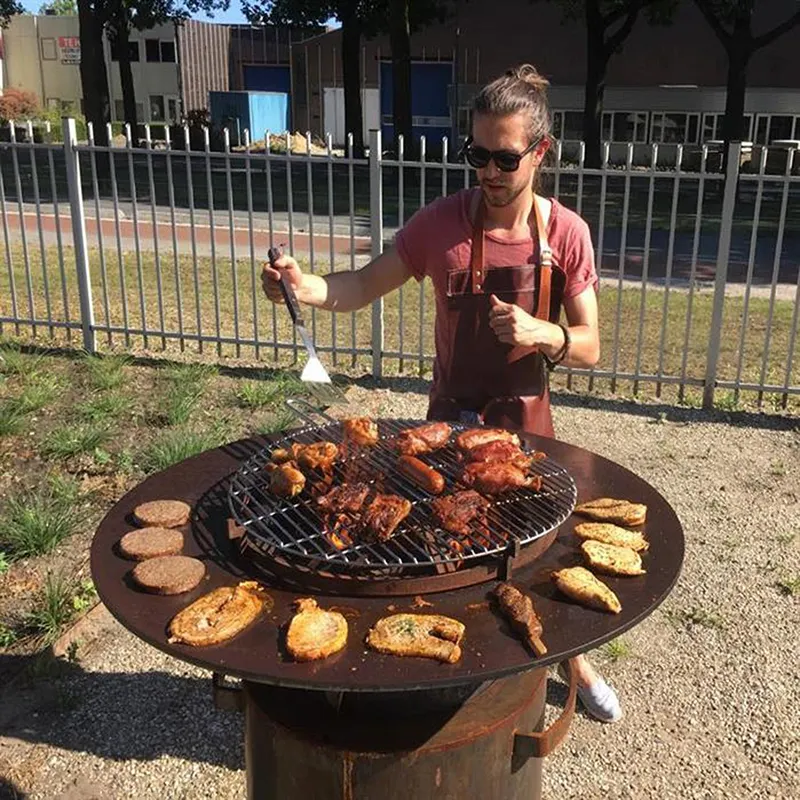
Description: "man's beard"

(480, 180), (529, 207)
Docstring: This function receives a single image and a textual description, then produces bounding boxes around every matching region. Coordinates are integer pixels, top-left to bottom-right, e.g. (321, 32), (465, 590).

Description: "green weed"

(775, 576), (800, 597)
(75, 391), (129, 423)
(40, 423), (110, 460)
(601, 637), (632, 663)
(139, 424), (229, 473)
(81, 353), (132, 390)
(24, 573), (78, 644)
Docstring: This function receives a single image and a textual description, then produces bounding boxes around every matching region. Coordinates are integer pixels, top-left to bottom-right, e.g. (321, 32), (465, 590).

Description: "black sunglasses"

(460, 137), (540, 172)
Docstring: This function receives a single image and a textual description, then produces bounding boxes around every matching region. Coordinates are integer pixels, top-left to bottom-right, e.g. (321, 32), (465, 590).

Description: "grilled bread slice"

(574, 522), (649, 553)
(286, 598), (348, 661)
(167, 582), (270, 646)
(552, 567), (621, 614)
(366, 613), (465, 663)
(581, 540), (646, 576)
(574, 497), (647, 526)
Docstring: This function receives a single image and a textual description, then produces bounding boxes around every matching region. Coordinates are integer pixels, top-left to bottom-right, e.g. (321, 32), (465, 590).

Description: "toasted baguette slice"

(552, 566), (621, 614)
(167, 582), (270, 646)
(574, 497), (647, 526)
(581, 540), (645, 576)
(286, 598), (348, 661)
(574, 522), (649, 552)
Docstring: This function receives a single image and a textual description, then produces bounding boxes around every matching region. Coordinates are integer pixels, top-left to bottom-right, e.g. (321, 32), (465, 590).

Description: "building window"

(150, 95), (165, 122)
(768, 115), (794, 142)
(167, 97), (180, 123)
(115, 100), (146, 122)
(145, 39), (161, 62)
(650, 113), (700, 144)
(561, 111), (583, 141)
(160, 41), (176, 63)
(614, 112), (649, 143)
(41, 38), (57, 60)
(111, 39), (139, 62)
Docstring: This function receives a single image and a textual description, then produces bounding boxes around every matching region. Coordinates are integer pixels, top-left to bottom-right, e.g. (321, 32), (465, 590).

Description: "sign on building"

(58, 37), (81, 65)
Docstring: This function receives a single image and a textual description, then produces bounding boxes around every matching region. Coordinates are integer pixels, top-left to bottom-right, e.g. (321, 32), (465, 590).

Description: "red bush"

(0, 88), (40, 122)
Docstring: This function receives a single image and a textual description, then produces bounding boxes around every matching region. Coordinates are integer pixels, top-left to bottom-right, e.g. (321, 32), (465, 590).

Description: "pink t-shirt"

(394, 188), (598, 392)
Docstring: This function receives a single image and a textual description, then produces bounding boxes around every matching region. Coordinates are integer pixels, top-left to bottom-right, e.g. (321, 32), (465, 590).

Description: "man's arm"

(262, 247), (413, 313)
(560, 285), (600, 368)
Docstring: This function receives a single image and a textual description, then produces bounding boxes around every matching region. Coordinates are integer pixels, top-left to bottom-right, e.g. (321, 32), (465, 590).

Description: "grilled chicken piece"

(581, 540), (646, 576)
(574, 522), (649, 553)
(552, 567), (621, 614)
(269, 462), (306, 498)
(316, 482), (372, 515)
(461, 462), (542, 495)
(286, 598), (349, 661)
(271, 441), (339, 471)
(492, 582), (547, 655)
(167, 582), (270, 647)
(366, 613), (465, 663)
(464, 439), (539, 470)
(455, 427), (520, 453)
(430, 490), (489, 535)
(360, 493), (412, 542)
(342, 417), (379, 446)
(396, 421), (452, 456)
(574, 497), (647, 526)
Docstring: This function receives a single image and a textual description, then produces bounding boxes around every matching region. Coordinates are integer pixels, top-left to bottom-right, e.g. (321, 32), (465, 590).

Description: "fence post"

(703, 141), (740, 409)
(63, 117), (96, 353)
(369, 128), (384, 379)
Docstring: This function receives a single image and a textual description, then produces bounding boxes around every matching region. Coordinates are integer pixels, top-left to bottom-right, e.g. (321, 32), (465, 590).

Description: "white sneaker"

(557, 664), (623, 724)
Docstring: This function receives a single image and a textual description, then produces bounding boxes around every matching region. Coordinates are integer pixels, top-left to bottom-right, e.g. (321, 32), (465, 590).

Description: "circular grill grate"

(228, 419), (576, 573)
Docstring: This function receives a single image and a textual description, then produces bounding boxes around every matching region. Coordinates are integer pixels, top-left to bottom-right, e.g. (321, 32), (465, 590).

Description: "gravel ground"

(1, 385), (798, 800)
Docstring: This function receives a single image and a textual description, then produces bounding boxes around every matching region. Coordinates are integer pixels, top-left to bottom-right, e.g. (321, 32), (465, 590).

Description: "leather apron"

(427, 193), (566, 438)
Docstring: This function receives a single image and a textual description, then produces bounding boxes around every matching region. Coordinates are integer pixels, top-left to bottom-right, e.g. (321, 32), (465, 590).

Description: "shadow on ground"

(0, 654), (244, 771)
(0, 776), (27, 800)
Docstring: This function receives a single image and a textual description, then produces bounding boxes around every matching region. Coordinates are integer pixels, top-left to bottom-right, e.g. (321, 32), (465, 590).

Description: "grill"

(228, 416), (576, 593)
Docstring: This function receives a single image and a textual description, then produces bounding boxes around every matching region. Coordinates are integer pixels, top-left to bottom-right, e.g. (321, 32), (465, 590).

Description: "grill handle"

(512, 660), (577, 760)
(285, 396), (337, 426)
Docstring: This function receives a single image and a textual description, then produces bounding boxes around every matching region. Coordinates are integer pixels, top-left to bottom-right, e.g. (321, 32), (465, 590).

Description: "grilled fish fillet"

(366, 613), (465, 663)
(286, 598), (348, 661)
(581, 540), (646, 576)
(167, 582), (270, 646)
(574, 497), (647, 526)
(552, 567), (621, 614)
(574, 522), (649, 552)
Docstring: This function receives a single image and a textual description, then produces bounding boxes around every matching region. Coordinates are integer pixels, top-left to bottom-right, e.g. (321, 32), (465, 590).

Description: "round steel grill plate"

(228, 419), (577, 573)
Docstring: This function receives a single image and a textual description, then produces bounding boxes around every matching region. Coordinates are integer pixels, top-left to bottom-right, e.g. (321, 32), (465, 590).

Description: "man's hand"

(262, 252), (305, 304)
(488, 294), (562, 351)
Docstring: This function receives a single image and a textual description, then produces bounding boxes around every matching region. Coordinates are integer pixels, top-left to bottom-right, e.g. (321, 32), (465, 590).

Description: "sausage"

(397, 455), (445, 494)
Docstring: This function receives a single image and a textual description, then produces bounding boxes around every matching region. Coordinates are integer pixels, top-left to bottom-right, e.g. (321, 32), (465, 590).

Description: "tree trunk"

(77, 0), (111, 146)
(115, 21), (139, 137)
(389, 0), (413, 154)
(582, 4), (607, 169)
(341, 15), (365, 158)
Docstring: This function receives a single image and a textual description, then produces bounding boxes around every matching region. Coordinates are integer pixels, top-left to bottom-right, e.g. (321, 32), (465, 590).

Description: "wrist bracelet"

(544, 324), (570, 371)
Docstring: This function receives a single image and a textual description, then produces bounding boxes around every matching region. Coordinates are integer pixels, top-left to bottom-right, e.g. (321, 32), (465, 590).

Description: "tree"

(39, 0), (78, 13)
(77, 0), (113, 145)
(544, 0), (675, 168)
(694, 0), (800, 145)
(1, 0), (23, 26)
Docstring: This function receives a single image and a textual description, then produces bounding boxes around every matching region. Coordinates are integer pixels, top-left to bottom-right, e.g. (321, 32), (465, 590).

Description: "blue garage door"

(380, 61), (452, 148)
(243, 65), (291, 94)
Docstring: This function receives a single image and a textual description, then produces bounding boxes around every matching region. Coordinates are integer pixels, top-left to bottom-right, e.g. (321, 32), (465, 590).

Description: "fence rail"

(1, 119), (798, 410)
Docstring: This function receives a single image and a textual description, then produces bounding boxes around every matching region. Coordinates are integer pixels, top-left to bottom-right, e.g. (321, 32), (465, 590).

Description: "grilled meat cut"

(286, 598), (348, 661)
(552, 567), (621, 614)
(366, 613), (465, 663)
(574, 497), (647, 526)
(492, 582), (547, 655)
(271, 441), (339, 471)
(316, 482), (371, 515)
(573, 522), (649, 552)
(397, 455), (445, 494)
(455, 427), (520, 453)
(461, 462), (542, 495)
(581, 540), (646, 576)
(396, 421), (452, 456)
(464, 439), (540, 470)
(342, 417), (379, 446)
(361, 493), (412, 542)
(269, 462), (306, 498)
(430, 490), (489, 535)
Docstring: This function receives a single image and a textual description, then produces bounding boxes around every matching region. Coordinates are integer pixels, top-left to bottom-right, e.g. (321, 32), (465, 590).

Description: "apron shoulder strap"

(533, 195), (552, 321)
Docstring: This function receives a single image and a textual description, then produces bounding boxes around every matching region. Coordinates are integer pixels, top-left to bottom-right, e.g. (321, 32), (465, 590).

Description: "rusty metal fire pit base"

(244, 669), (549, 800)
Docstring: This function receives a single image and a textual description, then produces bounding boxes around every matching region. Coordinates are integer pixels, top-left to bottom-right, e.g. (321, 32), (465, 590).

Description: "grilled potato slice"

(552, 567), (621, 614)
(574, 497), (647, 526)
(574, 522), (649, 552)
(581, 540), (645, 576)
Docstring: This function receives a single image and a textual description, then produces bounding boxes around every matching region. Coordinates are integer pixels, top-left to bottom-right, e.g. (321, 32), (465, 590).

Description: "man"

(262, 64), (621, 723)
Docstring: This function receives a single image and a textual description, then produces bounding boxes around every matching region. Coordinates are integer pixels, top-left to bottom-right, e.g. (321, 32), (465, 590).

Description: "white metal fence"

(1, 118), (798, 409)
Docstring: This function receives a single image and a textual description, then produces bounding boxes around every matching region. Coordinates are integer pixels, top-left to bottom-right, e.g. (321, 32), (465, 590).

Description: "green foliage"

(0, 551), (9, 576)
(81, 353), (132, 390)
(41, 423), (110, 460)
(139, 423), (230, 473)
(25, 573), (77, 644)
(39, 0), (77, 12)
(0, 622), (19, 648)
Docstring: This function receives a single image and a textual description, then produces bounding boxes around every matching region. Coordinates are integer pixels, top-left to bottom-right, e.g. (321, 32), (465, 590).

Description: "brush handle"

(269, 246), (305, 328)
